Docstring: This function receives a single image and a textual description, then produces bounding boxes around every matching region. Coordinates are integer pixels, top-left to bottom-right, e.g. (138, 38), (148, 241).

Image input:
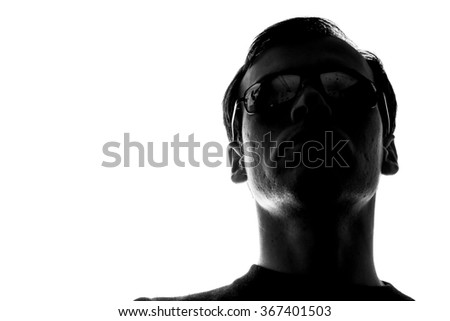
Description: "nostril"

(290, 104), (308, 123)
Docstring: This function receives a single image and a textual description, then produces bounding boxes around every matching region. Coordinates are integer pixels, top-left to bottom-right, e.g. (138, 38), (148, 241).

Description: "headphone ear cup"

(381, 134), (398, 175)
(228, 142), (247, 183)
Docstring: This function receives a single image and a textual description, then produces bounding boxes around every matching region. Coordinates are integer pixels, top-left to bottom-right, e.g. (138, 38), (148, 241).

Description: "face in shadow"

(237, 37), (386, 213)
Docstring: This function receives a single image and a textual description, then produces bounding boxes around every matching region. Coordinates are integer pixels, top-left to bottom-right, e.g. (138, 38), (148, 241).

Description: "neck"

(257, 196), (382, 286)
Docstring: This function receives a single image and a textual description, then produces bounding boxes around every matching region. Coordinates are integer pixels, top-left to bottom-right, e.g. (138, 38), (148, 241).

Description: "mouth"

(269, 125), (353, 168)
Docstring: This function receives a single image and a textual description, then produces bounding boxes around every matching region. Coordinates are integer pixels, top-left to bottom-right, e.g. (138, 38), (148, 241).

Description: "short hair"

(223, 17), (397, 143)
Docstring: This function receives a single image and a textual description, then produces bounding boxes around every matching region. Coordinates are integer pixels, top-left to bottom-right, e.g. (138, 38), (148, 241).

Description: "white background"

(1, 0), (449, 320)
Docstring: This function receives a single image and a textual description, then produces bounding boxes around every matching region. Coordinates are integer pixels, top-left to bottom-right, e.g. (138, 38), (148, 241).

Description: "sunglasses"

(231, 69), (390, 141)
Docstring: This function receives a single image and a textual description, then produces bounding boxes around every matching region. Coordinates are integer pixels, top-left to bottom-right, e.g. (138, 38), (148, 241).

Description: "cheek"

(357, 110), (384, 175)
(241, 116), (277, 201)
(242, 115), (279, 167)
(241, 116), (265, 169)
(242, 114), (262, 142)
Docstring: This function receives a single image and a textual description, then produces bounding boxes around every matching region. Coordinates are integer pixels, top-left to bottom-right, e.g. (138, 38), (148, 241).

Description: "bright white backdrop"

(1, 0), (449, 320)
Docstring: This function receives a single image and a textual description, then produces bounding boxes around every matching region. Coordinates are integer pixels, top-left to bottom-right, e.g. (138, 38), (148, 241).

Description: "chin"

(273, 165), (375, 208)
(248, 155), (379, 212)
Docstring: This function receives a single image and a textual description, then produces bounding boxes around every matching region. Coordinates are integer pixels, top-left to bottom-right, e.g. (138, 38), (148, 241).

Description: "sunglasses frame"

(230, 69), (390, 142)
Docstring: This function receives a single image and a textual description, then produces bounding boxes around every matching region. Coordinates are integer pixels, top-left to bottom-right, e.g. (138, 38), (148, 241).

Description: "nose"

(290, 86), (333, 123)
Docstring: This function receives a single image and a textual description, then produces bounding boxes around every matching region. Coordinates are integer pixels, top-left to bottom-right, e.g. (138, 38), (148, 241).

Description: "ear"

(381, 134), (399, 175)
(227, 142), (247, 183)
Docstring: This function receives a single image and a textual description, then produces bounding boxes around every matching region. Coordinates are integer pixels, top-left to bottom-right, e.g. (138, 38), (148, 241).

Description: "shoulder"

(135, 284), (246, 301)
(378, 281), (414, 301)
(135, 267), (257, 301)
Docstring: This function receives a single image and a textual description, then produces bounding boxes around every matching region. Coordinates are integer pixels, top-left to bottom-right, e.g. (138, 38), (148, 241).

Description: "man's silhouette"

(137, 17), (413, 301)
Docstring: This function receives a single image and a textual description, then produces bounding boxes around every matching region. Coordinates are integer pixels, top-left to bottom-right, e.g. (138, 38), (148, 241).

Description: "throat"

(256, 199), (381, 286)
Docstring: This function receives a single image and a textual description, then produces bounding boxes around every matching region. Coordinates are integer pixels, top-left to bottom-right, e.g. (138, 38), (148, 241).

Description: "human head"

(223, 17), (397, 147)
(223, 17), (399, 211)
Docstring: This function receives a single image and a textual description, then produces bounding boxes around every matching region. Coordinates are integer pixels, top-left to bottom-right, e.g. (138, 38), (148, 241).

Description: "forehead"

(240, 37), (374, 95)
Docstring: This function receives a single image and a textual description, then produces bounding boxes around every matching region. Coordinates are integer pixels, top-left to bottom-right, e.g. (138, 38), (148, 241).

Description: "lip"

(269, 124), (352, 162)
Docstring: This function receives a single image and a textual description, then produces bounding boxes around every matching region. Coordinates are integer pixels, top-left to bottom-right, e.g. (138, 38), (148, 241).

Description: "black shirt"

(136, 265), (413, 301)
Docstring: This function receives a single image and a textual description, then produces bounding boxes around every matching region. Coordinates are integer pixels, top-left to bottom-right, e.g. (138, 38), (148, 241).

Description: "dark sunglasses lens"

(246, 75), (301, 113)
(266, 75), (301, 107)
(321, 72), (377, 108)
(244, 83), (261, 113)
